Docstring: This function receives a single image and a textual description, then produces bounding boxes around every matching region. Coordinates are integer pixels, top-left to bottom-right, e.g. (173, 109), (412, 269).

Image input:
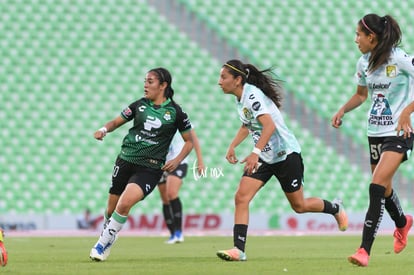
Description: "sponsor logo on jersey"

(368, 82), (391, 90)
(369, 93), (393, 125)
(386, 65), (397, 78)
(143, 116), (162, 131)
(252, 101), (261, 111)
(122, 107), (132, 117)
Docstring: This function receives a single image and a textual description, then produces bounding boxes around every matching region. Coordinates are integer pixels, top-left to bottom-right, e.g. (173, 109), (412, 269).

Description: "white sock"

(96, 211), (127, 247)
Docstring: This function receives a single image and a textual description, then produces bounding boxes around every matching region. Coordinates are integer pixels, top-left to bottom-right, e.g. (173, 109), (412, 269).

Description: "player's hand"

(241, 153), (260, 175)
(94, 130), (105, 140)
(195, 160), (206, 176)
(331, 111), (344, 128)
(226, 147), (238, 164)
(396, 110), (413, 139)
(162, 159), (180, 173)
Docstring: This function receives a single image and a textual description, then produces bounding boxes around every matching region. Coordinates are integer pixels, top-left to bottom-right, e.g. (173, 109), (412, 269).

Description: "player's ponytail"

(359, 14), (401, 72)
(223, 60), (283, 108)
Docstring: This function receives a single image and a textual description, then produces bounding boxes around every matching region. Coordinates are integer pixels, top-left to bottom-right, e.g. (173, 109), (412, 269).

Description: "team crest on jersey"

(163, 111), (171, 121)
(386, 65), (397, 78)
(243, 107), (253, 120)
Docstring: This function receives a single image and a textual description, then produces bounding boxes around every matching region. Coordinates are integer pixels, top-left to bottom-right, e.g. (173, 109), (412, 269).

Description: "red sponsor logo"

(284, 217), (364, 231)
(93, 214), (221, 230)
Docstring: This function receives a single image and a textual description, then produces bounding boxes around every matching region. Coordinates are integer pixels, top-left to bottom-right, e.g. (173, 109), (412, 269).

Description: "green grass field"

(2, 235), (414, 274)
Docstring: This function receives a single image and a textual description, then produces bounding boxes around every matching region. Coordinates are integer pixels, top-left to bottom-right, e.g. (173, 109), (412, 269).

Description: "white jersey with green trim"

(166, 131), (188, 164)
(356, 47), (414, 137)
(236, 83), (301, 164)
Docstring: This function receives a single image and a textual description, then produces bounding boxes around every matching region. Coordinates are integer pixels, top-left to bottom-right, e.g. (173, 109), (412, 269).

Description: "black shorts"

(368, 136), (414, 165)
(243, 152), (304, 193)
(158, 163), (188, 184)
(109, 157), (163, 199)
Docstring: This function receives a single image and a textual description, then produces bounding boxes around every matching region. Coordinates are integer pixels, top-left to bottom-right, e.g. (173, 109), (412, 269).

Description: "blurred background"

(1, 0), (413, 232)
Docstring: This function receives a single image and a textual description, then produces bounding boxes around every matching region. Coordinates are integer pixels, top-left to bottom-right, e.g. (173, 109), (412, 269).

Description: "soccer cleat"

(174, 230), (184, 243)
(90, 243), (105, 261)
(393, 214), (413, 254)
(102, 234), (118, 260)
(0, 229), (7, 267)
(165, 234), (176, 244)
(348, 247), (369, 267)
(216, 247), (247, 261)
(333, 198), (348, 231)
(165, 230), (184, 244)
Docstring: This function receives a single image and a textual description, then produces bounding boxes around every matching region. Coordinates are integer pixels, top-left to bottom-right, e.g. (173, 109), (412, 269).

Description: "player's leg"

(387, 189), (413, 253)
(349, 150), (403, 266)
(216, 176), (263, 261)
(90, 165), (162, 261)
(366, 136), (411, 248)
(101, 157), (130, 230)
(277, 153), (348, 231)
(91, 183), (144, 261)
(103, 194), (121, 228)
(165, 163), (187, 243)
(158, 176), (175, 242)
(382, 136), (414, 253)
(166, 174), (183, 242)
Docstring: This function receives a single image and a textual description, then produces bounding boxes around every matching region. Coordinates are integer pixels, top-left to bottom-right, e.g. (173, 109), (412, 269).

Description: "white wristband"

(252, 147), (261, 155)
(99, 127), (108, 136)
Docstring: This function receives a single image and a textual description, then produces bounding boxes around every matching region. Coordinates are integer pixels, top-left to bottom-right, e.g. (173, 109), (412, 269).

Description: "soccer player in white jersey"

(157, 129), (204, 244)
(216, 59), (348, 262)
(332, 14), (414, 267)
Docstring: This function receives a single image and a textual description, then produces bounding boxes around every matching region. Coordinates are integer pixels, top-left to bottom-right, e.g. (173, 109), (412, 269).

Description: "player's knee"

(234, 192), (250, 206)
(290, 202), (306, 213)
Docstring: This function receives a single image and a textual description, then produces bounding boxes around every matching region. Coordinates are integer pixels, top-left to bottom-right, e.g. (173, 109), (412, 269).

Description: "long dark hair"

(359, 14), (402, 72)
(223, 59), (283, 108)
(149, 67), (175, 100)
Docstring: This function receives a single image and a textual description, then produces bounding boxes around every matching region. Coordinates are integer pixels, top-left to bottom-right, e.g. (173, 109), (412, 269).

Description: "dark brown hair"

(223, 59), (283, 108)
(149, 67), (174, 99)
(359, 14), (402, 72)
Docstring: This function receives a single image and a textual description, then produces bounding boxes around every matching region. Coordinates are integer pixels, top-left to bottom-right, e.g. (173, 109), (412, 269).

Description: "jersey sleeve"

(174, 104), (192, 132)
(247, 88), (271, 119)
(355, 55), (367, 86)
(120, 100), (140, 121)
(396, 50), (414, 78)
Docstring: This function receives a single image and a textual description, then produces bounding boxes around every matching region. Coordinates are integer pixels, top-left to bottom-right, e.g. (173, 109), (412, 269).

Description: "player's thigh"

(235, 176), (263, 203)
(116, 183), (145, 214)
(372, 151), (403, 185)
(166, 175), (182, 198)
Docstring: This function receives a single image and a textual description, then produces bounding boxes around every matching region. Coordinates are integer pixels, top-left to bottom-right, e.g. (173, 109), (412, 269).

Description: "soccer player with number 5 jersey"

(332, 14), (414, 267)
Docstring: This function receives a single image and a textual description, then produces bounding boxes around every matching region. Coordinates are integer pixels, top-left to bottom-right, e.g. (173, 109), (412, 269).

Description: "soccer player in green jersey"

(90, 67), (193, 261)
(332, 14), (414, 267)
